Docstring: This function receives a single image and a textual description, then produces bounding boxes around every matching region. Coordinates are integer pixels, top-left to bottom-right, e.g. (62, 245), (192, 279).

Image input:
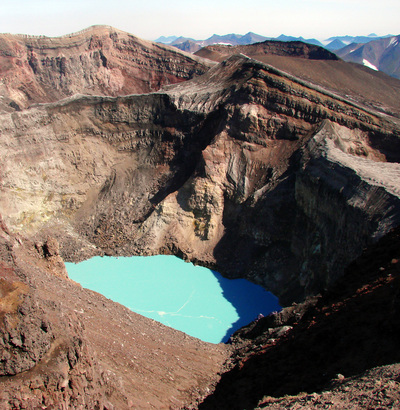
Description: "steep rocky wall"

(2, 28), (400, 409)
(199, 226), (400, 409)
(1, 55), (400, 304)
(0, 25), (210, 112)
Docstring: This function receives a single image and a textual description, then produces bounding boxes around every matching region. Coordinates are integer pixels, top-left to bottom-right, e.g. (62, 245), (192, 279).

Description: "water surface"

(66, 255), (280, 343)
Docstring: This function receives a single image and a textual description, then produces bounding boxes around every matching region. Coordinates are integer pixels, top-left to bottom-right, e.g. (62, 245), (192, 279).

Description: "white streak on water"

(133, 307), (219, 322)
(176, 290), (195, 313)
(132, 290), (220, 320)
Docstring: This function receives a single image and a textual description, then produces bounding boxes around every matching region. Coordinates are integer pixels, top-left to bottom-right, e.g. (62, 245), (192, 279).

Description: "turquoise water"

(66, 255), (280, 343)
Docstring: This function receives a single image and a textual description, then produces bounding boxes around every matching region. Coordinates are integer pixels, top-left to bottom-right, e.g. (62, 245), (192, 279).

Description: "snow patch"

(363, 59), (378, 71)
(212, 42), (233, 46)
(388, 37), (398, 47)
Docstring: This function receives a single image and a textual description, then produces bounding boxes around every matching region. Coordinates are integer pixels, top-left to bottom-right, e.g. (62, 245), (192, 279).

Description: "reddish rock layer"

(0, 25), (209, 112)
(1, 28), (400, 409)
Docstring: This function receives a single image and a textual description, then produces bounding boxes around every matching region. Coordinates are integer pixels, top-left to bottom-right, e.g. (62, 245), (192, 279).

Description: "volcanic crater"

(0, 25), (400, 409)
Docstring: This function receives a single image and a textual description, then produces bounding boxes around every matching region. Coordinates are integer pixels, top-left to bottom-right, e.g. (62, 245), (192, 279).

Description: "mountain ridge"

(336, 34), (400, 79)
(155, 31), (394, 52)
(0, 25), (211, 112)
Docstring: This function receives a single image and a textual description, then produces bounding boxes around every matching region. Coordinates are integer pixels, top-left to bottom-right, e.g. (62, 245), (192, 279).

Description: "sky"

(0, 0), (399, 41)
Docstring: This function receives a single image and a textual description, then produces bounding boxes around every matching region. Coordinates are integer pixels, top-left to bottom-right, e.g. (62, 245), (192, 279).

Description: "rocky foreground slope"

(1, 28), (400, 408)
(0, 218), (228, 408)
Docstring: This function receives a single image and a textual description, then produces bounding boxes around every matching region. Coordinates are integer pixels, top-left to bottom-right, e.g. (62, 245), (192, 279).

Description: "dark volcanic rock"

(199, 226), (400, 409)
(0, 278), (53, 376)
(195, 40), (339, 61)
(195, 41), (400, 118)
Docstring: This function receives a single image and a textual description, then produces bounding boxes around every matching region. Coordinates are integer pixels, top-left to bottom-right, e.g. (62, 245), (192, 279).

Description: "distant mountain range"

(155, 32), (282, 53)
(156, 32), (400, 80)
(336, 35), (400, 79)
(325, 34), (389, 45)
(155, 32), (393, 53)
(323, 34), (394, 51)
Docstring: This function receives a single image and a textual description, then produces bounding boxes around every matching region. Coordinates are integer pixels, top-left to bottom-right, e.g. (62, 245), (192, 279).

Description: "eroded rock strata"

(0, 25), (209, 112)
(195, 41), (400, 118)
(195, 40), (339, 62)
(1, 29), (400, 408)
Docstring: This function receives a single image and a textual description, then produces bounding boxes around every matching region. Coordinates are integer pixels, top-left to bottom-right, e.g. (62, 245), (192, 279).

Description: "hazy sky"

(1, 0), (398, 41)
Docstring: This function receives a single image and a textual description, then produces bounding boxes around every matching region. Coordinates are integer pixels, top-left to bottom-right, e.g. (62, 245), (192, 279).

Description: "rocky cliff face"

(1, 54), (399, 305)
(0, 25), (209, 112)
